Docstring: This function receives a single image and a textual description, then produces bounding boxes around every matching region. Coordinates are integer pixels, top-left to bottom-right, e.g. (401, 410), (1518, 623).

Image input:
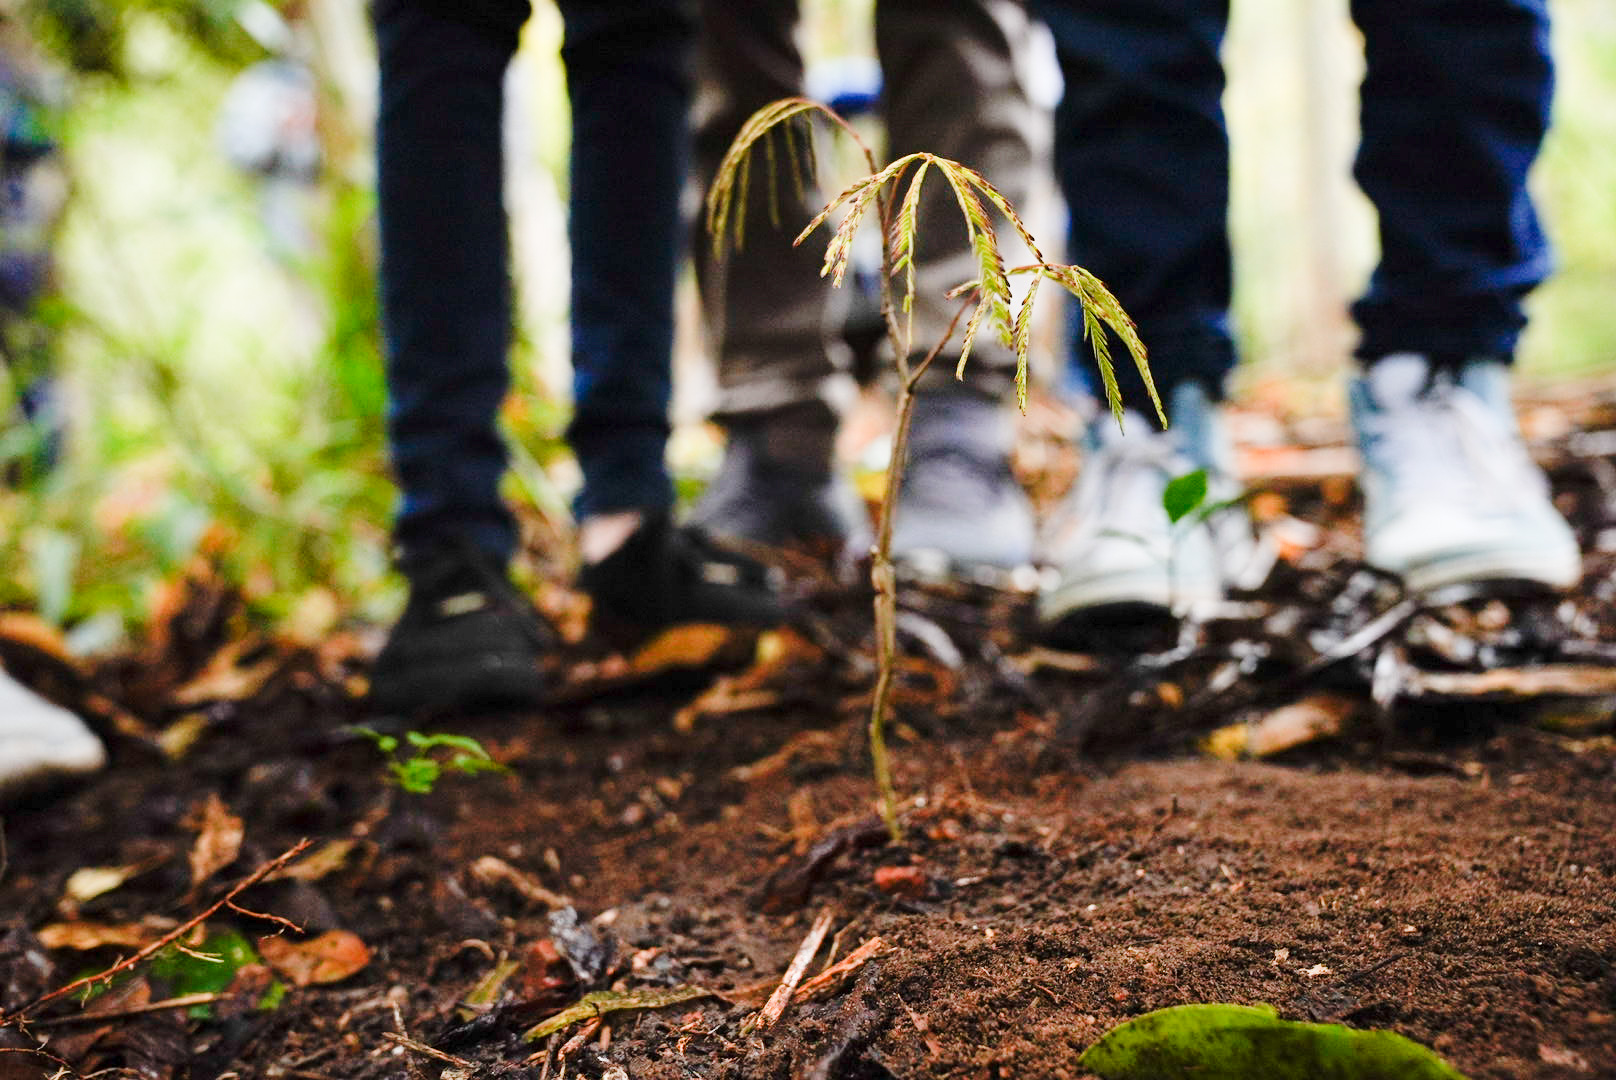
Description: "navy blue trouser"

(375, 0), (693, 563)
(1032, 0), (1554, 412)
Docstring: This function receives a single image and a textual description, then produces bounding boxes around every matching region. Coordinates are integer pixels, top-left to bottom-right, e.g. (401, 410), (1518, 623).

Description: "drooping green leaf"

(1163, 469), (1210, 524)
(1078, 1003), (1470, 1080)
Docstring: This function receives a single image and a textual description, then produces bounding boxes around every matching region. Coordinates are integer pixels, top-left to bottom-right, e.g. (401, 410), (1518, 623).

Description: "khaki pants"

(694, 0), (1039, 419)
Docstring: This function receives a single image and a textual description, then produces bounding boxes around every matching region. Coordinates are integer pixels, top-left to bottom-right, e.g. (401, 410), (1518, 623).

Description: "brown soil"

(3, 419), (1616, 1080)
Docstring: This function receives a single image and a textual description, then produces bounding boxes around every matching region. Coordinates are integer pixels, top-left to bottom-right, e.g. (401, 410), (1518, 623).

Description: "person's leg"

(561, 0), (787, 640)
(1347, 0), (1577, 592)
(1032, 0), (1253, 636)
(877, 0), (1039, 572)
(686, 0), (872, 556)
(376, 0), (526, 566)
(1349, 0), (1552, 365)
(560, 0), (693, 524)
(693, 0), (845, 422)
(1034, 0), (1234, 411)
(371, 0), (554, 714)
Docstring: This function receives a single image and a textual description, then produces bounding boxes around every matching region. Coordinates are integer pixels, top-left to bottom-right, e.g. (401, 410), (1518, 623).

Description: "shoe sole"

(1396, 543), (1582, 596)
(1039, 565), (1223, 622)
(367, 655), (545, 716)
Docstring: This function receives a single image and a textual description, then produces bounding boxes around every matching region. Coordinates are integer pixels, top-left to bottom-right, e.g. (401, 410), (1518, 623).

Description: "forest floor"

(3, 385), (1616, 1080)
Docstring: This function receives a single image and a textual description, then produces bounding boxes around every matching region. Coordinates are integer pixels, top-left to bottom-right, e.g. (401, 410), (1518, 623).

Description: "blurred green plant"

(1079, 1003), (1468, 1080)
(710, 98), (1157, 840)
(351, 727), (509, 795)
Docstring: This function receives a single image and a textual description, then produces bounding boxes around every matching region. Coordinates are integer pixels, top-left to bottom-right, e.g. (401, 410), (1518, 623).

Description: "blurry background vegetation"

(0, 0), (1611, 651)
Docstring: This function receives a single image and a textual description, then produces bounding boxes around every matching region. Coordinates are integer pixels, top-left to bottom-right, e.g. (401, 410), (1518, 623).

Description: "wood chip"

(793, 937), (886, 1002)
(756, 909), (835, 1029)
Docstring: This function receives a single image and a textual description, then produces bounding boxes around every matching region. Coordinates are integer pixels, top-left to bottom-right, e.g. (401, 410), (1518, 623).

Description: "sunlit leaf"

(1078, 1003), (1469, 1080)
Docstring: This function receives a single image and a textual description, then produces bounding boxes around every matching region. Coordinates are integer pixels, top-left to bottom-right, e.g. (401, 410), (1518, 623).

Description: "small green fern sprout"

(708, 98), (1156, 841)
(351, 727), (509, 795)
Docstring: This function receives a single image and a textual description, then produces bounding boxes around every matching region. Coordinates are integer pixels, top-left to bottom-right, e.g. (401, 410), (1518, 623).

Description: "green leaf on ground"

(1162, 468), (1209, 524)
(148, 928), (261, 1017)
(1078, 1003), (1469, 1080)
(520, 986), (713, 1042)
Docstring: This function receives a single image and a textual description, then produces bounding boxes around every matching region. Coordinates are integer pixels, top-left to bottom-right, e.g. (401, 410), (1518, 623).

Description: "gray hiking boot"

(1039, 380), (1255, 636)
(1350, 354), (1581, 594)
(0, 668), (106, 801)
(889, 389), (1035, 574)
(690, 404), (873, 559)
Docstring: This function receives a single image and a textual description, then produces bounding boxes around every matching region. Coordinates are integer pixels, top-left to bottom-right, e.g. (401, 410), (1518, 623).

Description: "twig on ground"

(382, 1032), (477, 1071)
(4, 837), (311, 1023)
(1337, 953), (1407, 987)
(226, 899), (304, 935)
(793, 937), (886, 1003)
(30, 992), (221, 1026)
(559, 1017), (601, 1057)
(756, 908), (836, 1030)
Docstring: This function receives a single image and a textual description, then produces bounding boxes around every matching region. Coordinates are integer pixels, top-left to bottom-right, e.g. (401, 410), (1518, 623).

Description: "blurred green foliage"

(0, 0), (1611, 657)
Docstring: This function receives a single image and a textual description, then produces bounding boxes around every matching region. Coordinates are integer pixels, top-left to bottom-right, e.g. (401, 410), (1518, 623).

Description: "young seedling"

(351, 728), (508, 795)
(709, 98), (1160, 840)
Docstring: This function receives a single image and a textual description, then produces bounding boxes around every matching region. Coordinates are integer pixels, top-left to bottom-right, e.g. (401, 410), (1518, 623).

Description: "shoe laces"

(1365, 377), (1538, 515)
(901, 446), (1013, 514)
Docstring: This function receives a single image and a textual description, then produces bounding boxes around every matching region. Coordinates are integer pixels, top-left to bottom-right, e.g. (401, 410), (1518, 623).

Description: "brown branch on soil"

(0, 1046), (74, 1071)
(756, 908), (836, 1029)
(382, 1032), (477, 1071)
(793, 937), (885, 1003)
(3, 837), (311, 1024)
(30, 992), (221, 1026)
(226, 898), (305, 935)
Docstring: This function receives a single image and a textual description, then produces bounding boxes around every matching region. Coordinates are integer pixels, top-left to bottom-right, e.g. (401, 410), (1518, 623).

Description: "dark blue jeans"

(375, 0), (692, 563)
(1032, 0), (1554, 412)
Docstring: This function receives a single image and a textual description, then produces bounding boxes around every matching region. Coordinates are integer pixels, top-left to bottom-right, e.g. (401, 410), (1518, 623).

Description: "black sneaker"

(577, 510), (786, 650)
(370, 540), (553, 715)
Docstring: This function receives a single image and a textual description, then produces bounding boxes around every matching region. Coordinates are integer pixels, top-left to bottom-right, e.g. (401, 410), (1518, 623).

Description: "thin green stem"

(866, 298), (973, 842)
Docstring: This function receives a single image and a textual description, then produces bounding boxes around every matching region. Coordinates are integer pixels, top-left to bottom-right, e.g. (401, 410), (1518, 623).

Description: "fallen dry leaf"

(1203, 693), (1357, 760)
(37, 920), (157, 951)
(629, 624), (737, 674)
(1301, 964), (1333, 978)
(258, 930), (371, 986)
(157, 714), (211, 760)
(63, 865), (141, 905)
(0, 613), (75, 664)
(187, 793), (244, 889)
(270, 838), (357, 883)
(171, 639), (280, 707)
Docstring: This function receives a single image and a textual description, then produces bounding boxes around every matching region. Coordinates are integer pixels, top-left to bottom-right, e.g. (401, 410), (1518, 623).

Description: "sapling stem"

(706, 97), (1154, 848)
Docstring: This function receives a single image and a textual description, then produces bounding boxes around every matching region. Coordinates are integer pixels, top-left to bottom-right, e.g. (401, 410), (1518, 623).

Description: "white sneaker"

(0, 668), (106, 800)
(1039, 381), (1255, 632)
(1350, 354), (1581, 594)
